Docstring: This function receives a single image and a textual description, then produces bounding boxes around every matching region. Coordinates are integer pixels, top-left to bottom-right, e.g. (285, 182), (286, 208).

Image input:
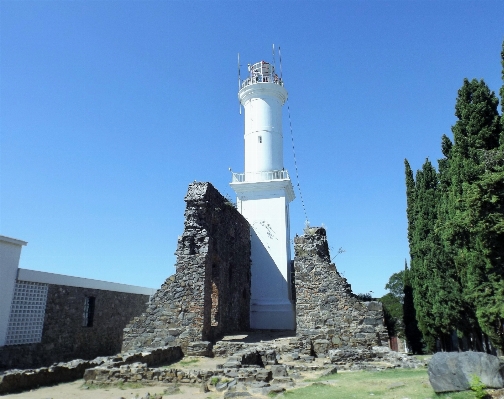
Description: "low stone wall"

(0, 345), (182, 394)
(82, 345), (421, 397)
(213, 337), (420, 371)
(1, 339), (421, 395)
(294, 227), (389, 354)
(83, 362), (290, 397)
(84, 362), (221, 385)
(122, 182), (251, 353)
(0, 358), (103, 395)
(0, 284), (150, 370)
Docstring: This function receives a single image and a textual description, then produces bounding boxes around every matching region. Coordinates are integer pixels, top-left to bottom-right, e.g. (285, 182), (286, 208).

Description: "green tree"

(441, 77), (503, 352)
(380, 270), (405, 338)
(385, 271), (405, 303)
(407, 159), (464, 351)
(380, 293), (402, 337)
(404, 43), (504, 353)
(408, 160), (440, 350)
(405, 159), (415, 245)
(403, 262), (424, 353)
(460, 151), (504, 351)
(501, 41), (504, 118)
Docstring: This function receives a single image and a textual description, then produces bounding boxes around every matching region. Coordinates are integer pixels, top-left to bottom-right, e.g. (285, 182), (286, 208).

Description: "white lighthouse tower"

(230, 60), (296, 330)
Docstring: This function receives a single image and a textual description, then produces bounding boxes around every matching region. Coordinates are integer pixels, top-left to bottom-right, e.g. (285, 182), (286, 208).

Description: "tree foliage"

(385, 271), (405, 303)
(404, 42), (504, 353)
(380, 270), (405, 338)
(403, 262), (424, 353)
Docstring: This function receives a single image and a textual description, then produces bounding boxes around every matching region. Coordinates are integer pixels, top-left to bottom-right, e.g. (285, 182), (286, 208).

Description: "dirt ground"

(0, 361), (323, 399)
(0, 332), (319, 399)
(1, 378), (242, 399)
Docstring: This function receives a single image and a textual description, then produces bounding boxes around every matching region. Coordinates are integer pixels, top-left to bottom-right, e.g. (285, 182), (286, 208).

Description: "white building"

(0, 235), (155, 368)
(230, 60), (296, 330)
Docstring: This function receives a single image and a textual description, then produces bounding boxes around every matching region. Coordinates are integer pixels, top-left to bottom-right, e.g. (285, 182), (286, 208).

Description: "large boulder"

(428, 351), (504, 393)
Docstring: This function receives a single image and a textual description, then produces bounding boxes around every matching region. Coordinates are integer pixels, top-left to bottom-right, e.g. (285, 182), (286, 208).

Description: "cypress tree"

(440, 78), (503, 351)
(456, 75), (504, 350)
(403, 260), (423, 353)
(408, 159), (465, 351)
(462, 165), (504, 351)
(409, 160), (438, 350)
(405, 44), (504, 353)
(501, 41), (504, 117)
(405, 160), (415, 245)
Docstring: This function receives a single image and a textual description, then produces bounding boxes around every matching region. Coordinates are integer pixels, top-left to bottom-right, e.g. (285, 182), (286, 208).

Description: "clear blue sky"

(1, 1), (503, 297)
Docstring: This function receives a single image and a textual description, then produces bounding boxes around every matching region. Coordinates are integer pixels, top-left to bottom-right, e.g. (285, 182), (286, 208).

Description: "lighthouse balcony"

(240, 61), (284, 89)
(232, 169), (290, 183)
(241, 75), (284, 89)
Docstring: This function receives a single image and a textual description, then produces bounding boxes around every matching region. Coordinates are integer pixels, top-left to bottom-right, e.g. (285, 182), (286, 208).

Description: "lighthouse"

(230, 60), (296, 330)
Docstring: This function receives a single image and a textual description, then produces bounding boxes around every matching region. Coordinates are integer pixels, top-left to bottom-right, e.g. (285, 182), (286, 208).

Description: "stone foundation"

(81, 344), (421, 396)
(0, 345), (182, 394)
(1, 337), (420, 394)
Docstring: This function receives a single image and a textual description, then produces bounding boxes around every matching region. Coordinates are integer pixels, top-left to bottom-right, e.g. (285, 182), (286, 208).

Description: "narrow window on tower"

(82, 296), (95, 327)
(258, 136), (262, 143)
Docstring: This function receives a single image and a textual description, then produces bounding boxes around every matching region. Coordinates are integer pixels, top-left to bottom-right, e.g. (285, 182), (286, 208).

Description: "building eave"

(230, 179), (296, 203)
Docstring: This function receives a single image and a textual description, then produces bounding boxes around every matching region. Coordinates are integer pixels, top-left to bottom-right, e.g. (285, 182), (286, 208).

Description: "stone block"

(428, 352), (504, 393)
(365, 302), (382, 311)
(223, 361), (242, 368)
(313, 339), (330, 355)
(321, 365), (338, 376)
(363, 317), (382, 326)
(255, 369), (272, 382)
(186, 341), (212, 357)
(271, 365), (288, 377)
(261, 385), (286, 396)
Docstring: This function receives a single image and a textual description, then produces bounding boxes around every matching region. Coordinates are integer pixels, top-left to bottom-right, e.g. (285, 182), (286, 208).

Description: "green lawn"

(283, 368), (476, 399)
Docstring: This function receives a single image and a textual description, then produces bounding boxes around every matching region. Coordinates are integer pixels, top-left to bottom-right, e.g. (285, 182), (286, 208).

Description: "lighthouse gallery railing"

(232, 170), (290, 183)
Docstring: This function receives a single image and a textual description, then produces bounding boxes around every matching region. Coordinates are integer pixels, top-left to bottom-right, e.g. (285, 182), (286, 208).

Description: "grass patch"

(81, 381), (145, 390)
(164, 356), (201, 368)
(163, 385), (182, 395)
(80, 382), (110, 390)
(179, 358), (200, 366)
(117, 381), (145, 390)
(283, 368), (476, 399)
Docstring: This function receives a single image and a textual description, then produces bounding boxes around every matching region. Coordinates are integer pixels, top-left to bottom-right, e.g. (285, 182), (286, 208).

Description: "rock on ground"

(428, 351), (504, 393)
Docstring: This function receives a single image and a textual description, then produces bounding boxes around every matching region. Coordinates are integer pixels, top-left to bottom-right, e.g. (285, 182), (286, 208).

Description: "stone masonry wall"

(0, 285), (150, 370)
(294, 227), (388, 356)
(122, 182), (251, 352)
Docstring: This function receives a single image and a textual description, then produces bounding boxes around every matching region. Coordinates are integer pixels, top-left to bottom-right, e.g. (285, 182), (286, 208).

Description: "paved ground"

(219, 330), (296, 343)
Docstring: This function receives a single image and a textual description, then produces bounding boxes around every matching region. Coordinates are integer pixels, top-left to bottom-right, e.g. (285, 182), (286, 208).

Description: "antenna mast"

(272, 44), (276, 71)
(238, 53), (241, 114)
(278, 46), (283, 80)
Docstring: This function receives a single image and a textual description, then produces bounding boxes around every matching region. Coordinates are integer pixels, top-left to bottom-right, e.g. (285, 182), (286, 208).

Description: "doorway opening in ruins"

(210, 281), (219, 327)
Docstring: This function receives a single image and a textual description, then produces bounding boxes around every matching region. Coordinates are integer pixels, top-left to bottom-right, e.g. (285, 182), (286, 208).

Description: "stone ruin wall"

(293, 227), (388, 356)
(122, 182), (251, 352)
(122, 183), (388, 357)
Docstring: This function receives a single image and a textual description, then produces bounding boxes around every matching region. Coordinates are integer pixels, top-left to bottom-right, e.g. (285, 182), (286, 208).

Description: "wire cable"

(278, 46), (309, 224)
